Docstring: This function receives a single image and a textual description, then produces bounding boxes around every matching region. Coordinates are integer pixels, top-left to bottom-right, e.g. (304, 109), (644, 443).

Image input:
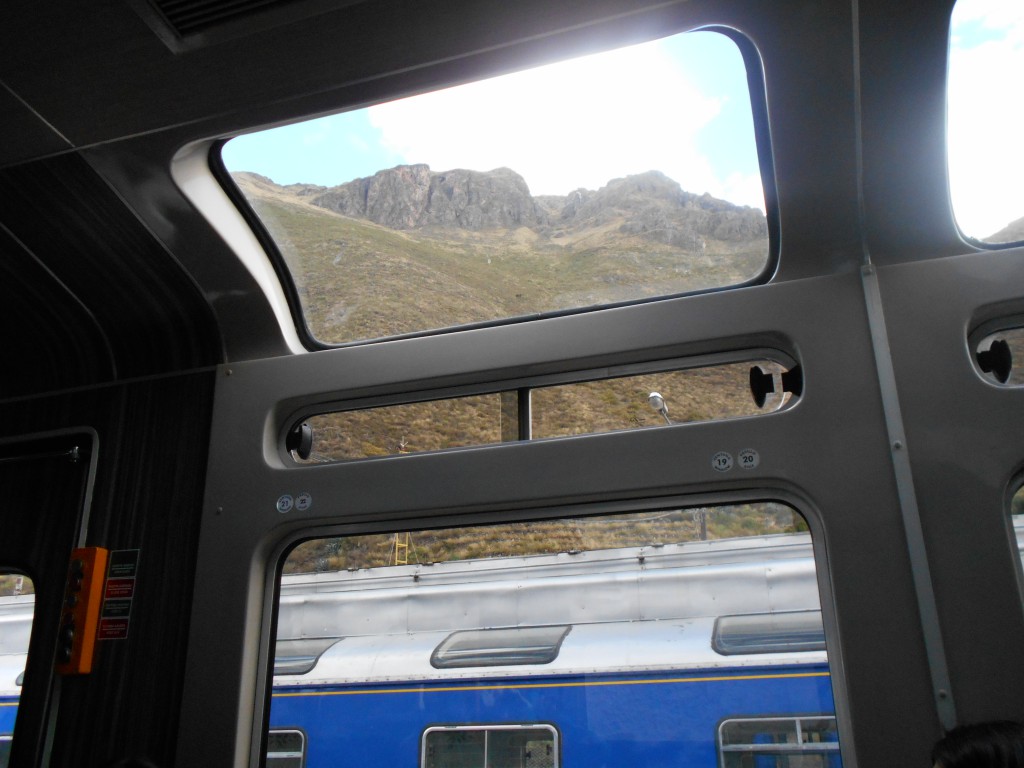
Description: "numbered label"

(738, 449), (760, 469)
(296, 493), (313, 512)
(276, 495), (294, 514)
(712, 452), (734, 472)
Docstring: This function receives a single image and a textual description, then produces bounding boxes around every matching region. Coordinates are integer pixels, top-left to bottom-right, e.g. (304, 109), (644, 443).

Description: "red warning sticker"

(97, 618), (130, 640)
(105, 577), (135, 599)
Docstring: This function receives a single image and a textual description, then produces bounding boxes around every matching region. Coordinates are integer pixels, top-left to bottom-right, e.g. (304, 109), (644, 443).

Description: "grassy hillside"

(306, 361), (777, 461)
(238, 173), (765, 344)
(285, 503), (807, 574)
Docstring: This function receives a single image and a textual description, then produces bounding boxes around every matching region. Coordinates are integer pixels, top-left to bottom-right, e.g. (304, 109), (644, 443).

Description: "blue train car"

(270, 657), (839, 768)
(1, 659), (21, 764)
(266, 537), (841, 767)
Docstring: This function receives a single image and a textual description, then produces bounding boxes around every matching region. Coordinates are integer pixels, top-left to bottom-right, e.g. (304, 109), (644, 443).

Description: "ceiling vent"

(129, 0), (367, 52)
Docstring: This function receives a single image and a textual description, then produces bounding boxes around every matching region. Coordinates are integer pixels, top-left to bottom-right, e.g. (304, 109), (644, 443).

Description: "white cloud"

(719, 171), (766, 211)
(367, 38), (738, 201)
(950, 0), (1024, 36)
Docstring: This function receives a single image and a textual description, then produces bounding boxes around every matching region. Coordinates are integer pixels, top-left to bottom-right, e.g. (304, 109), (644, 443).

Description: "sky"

(223, 4), (1024, 236)
(948, 0), (1024, 239)
(222, 31), (765, 210)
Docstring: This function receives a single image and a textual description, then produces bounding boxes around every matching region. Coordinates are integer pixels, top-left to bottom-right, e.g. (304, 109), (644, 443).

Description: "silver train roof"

(276, 532), (820, 642)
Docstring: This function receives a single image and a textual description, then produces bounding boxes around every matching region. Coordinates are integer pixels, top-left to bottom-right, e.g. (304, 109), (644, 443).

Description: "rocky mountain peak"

(265, 164), (767, 249)
(987, 215), (1024, 244)
(310, 164), (542, 231)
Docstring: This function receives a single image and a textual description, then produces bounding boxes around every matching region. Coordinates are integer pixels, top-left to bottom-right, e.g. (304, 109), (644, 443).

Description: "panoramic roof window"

(431, 626), (571, 668)
(222, 30), (769, 345)
(713, 611), (826, 655)
(948, 1), (1024, 245)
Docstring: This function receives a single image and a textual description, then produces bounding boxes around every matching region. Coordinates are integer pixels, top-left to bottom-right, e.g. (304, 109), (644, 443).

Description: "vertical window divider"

(518, 388), (531, 441)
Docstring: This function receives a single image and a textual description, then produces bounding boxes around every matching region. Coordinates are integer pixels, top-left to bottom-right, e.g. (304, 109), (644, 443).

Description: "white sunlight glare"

(948, 0), (1024, 240)
(367, 39), (739, 203)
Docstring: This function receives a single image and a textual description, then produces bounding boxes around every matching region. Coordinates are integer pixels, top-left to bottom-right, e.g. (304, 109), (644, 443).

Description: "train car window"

(221, 29), (770, 346)
(948, 0), (1024, 246)
(274, 638), (341, 676)
(431, 626), (571, 669)
(529, 361), (786, 440)
(266, 728), (306, 768)
(713, 611), (825, 655)
(718, 716), (840, 767)
(290, 357), (791, 463)
(270, 503), (840, 766)
(298, 392), (507, 462)
(0, 575), (34, 767)
(422, 724), (557, 768)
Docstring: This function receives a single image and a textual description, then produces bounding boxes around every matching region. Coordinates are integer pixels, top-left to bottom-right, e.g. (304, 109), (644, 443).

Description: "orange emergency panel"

(55, 546), (109, 675)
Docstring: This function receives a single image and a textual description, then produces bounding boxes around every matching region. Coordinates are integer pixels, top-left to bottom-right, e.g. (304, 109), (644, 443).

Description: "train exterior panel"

(270, 663), (836, 768)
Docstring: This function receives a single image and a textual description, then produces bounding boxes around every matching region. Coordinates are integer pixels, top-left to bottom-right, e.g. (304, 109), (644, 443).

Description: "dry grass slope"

(285, 504), (808, 574)
(236, 172), (766, 344)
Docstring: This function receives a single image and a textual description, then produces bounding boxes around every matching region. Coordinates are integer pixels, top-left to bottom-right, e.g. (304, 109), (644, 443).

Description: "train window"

(718, 716), (840, 767)
(222, 29), (770, 346)
(298, 392), (508, 461)
(713, 611), (825, 655)
(530, 361), (784, 440)
(431, 626), (571, 669)
(0, 574), (34, 767)
(422, 725), (557, 768)
(270, 503), (841, 766)
(290, 357), (790, 463)
(274, 638), (341, 676)
(948, 0), (1024, 246)
(266, 728), (306, 768)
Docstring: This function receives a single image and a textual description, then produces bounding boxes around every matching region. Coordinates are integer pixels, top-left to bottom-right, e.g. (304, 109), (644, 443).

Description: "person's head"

(933, 721), (1024, 768)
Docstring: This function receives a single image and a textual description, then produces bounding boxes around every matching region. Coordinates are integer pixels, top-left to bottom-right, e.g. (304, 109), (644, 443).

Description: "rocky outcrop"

(987, 215), (1024, 244)
(301, 164), (766, 249)
(566, 171), (767, 245)
(310, 165), (544, 230)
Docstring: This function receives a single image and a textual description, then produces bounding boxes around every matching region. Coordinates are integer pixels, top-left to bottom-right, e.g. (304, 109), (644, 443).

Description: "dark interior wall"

(0, 369), (216, 766)
(0, 129), (224, 761)
(0, 152), (223, 399)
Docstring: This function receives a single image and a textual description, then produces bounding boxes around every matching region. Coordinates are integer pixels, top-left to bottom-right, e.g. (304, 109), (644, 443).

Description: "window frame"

(279, 348), (797, 465)
(266, 727), (306, 768)
(717, 715), (840, 767)
(421, 723), (560, 768)
(946, 0), (1024, 251)
(211, 25), (778, 352)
